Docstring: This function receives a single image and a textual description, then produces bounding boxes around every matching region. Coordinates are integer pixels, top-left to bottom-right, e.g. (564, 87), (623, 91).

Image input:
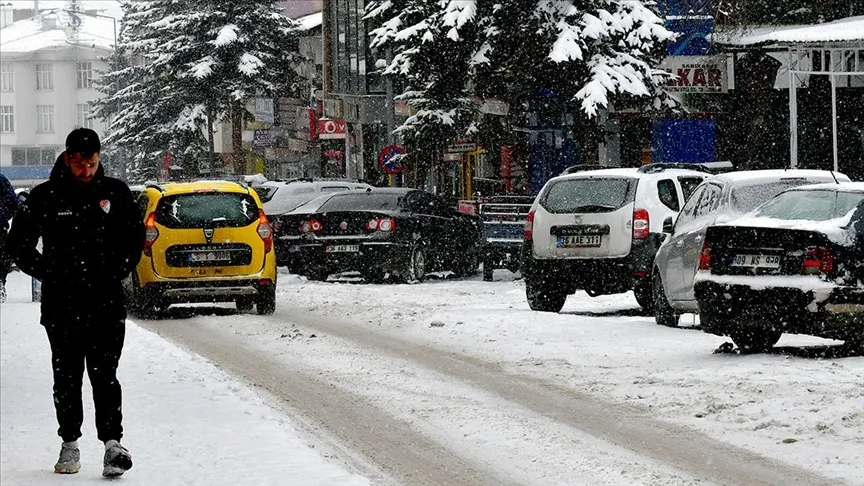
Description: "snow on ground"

(274, 270), (864, 485)
(0, 272), (370, 486)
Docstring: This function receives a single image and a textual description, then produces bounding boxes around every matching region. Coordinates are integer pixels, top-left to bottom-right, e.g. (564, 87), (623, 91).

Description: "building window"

(11, 146), (57, 166)
(36, 63), (53, 90)
(77, 103), (93, 129)
(36, 105), (54, 133)
(76, 62), (92, 89)
(0, 63), (12, 92)
(0, 106), (13, 133)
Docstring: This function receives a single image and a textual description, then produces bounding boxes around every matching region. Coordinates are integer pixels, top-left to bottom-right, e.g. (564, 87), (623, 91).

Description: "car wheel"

(236, 296), (254, 312)
(525, 278), (566, 313)
(653, 272), (679, 327)
(483, 262), (494, 282)
(453, 249), (480, 278)
(633, 278), (654, 311)
(729, 328), (782, 354)
(401, 246), (427, 283)
(256, 288), (276, 315)
(306, 269), (329, 282)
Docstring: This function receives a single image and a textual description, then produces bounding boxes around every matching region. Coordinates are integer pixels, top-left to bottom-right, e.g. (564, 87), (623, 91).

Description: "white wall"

(0, 46), (109, 167)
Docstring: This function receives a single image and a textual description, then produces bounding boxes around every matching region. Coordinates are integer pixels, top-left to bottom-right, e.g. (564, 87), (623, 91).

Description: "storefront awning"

(712, 16), (864, 47)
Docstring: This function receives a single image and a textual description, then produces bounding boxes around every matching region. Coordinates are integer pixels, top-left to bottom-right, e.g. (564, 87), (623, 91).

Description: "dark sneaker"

(54, 442), (80, 474)
(102, 440), (133, 478)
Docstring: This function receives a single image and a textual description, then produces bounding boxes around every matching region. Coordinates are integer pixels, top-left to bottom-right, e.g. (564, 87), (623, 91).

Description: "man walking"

(7, 128), (144, 477)
(0, 172), (20, 303)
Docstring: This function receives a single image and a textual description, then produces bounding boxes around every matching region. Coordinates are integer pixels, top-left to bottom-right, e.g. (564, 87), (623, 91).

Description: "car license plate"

(190, 251), (231, 263)
(326, 245), (359, 253)
(730, 254), (781, 269)
(557, 235), (602, 248)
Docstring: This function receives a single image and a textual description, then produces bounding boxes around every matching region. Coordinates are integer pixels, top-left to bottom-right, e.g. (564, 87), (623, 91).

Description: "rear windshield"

(730, 179), (827, 213)
(288, 194), (336, 214)
(541, 178), (635, 213)
(156, 193), (258, 228)
(318, 193), (404, 212)
(755, 190), (864, 222)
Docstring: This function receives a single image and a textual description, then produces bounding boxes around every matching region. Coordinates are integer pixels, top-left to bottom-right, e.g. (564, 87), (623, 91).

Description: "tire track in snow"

(268, 308), (842, 486)
(135, 317), (519, 486)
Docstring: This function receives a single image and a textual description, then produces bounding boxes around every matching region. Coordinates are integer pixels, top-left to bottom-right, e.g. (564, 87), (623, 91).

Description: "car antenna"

(830, 170), (840, 184)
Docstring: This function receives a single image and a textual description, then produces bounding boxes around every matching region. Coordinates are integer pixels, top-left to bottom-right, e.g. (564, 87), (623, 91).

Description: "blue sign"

(666, 17), (715, 56)
(652, 119), (716, 164)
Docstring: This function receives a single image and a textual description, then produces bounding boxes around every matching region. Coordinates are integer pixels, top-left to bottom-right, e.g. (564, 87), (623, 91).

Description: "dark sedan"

(694, 183), (864, 353)
(294, 188), (482, 282)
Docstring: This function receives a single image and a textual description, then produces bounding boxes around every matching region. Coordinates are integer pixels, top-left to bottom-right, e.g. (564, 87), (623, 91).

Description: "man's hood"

(50, 152), (105, 183)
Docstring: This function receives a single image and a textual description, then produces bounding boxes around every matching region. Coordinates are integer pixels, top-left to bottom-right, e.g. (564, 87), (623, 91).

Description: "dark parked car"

(694, 183), (864, 353)
(295, 188), (482, 282)
(270, 192), (351, 273)
(478, 196), (534, 281)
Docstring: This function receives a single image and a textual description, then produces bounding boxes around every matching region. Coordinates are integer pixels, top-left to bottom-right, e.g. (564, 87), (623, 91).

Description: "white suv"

(521, 165), (710, 312)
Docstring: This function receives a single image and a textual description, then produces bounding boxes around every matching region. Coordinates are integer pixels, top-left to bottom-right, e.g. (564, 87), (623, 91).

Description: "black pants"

(44, 320), (126, 443)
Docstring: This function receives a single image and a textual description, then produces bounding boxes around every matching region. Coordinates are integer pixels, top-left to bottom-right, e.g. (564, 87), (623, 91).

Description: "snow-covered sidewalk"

(0, 272), (371, 486)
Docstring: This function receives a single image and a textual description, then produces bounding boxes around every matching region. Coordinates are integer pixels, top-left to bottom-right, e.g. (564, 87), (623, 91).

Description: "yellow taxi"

(126, 180), (277, 316)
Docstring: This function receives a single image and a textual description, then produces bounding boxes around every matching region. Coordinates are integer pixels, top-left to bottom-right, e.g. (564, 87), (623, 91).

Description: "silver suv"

(521, 165), (709, 313)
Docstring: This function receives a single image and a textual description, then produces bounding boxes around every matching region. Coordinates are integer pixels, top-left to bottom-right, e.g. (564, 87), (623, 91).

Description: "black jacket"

(8, 155), (144, 324)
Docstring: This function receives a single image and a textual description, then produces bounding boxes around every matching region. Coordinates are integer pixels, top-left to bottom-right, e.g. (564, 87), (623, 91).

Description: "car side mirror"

(663, 216), (675, 234)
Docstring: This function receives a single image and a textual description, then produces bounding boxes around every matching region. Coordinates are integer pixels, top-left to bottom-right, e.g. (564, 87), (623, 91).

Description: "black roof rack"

(637, 162), (735, 175)
(560, 164), (610, 175)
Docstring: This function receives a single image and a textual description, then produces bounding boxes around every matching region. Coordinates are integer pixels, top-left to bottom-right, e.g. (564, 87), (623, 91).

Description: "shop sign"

(317, 119), (347, 139)
(255, 98), (275, 124)
(447, 141), (477, 153)
(254, 129), (275, 147)
(661, 55), (728, 93)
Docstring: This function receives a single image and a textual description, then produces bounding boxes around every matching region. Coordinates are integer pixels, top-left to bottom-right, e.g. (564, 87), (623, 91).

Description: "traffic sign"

(378, 145), (406, 174)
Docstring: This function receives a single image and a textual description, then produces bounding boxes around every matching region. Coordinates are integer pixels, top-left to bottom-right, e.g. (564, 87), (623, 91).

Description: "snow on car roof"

(714, 169), (850, 184)
(787, 181), (864, 193)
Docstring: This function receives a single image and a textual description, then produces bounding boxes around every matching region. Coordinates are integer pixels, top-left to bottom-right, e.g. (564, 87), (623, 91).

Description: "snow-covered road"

(3, 269), (862, 485)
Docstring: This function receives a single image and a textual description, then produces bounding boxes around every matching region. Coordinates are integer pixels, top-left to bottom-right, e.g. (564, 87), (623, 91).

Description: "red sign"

(378, 145), (406, 174)
(307, 108), (317, 142)
(317, 119), (347, 139)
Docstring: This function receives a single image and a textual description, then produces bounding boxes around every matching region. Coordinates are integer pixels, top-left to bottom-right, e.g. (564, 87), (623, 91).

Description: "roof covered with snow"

(295, 11), (322, 31)
(0, 10), (116, 54)
(713, 16), (864, 47)
(788, 181), (864, 193)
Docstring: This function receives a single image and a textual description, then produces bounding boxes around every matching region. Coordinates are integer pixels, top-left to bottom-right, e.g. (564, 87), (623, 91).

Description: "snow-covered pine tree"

(95, 0), (301, 179)
(369, 0), (676, 158)
(367, 0), (480, 173)
(93, 0), (211, 180)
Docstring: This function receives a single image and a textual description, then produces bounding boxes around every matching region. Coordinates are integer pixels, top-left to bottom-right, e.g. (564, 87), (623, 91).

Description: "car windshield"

(155, 193), (258, 228)
(318, 193), (404, 212)
(541, 178), (635, 213)
(730, 178), (829, 213)
(755, 190), (864, 222)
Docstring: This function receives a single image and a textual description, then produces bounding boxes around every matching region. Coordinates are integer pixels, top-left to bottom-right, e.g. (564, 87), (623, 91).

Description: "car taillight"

(632, 209), (650, 240)
(524, 210), (535, 240)
(257, 210), (273, 253)
(698, 240), (711, 270)
(366, 218), (396, 232)
(300, 219), (322, 233)
(802, 247), (833, 275)
(143, 212), (158, 257)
